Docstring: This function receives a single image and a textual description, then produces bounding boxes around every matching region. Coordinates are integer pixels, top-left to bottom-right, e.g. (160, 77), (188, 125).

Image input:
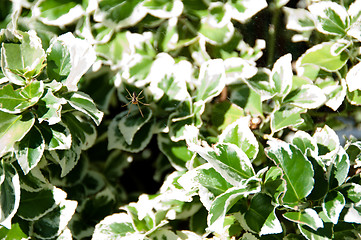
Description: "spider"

(122, 88), (149, 118)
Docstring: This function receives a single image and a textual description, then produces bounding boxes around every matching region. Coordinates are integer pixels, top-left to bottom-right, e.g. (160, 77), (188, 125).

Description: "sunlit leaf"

(265, 139), (314, 206)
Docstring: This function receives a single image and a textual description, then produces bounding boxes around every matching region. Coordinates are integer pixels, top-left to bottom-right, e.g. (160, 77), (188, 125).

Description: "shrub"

(1, 0), (361, 239)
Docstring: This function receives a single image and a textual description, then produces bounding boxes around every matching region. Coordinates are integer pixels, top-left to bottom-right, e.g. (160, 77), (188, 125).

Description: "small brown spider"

(122, 88), (149, 118)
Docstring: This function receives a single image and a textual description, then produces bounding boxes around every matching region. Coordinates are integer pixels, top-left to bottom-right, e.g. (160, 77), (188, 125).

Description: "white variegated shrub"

(1, 0), (361, 239)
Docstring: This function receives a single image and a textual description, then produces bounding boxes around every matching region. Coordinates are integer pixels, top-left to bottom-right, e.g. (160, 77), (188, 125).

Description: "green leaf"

(265, 139), (314, 206)
(158, 134), (192, 170)
(34, 0), (84, 26)
(230, 85), (262, 116)
(347, 89), (361, 106)
(296, 42), (348, 72)
(263, 167), (286, 202)
(0, 223), (28, 240)
(51, 33), (96, 91)
(15, 126), (45, 175)
(322, 191), (345, 224)
(219, 117), (259, 160)
(208, 184), (260, 233)
(188, 143), (255, 186)
(94, 0), (147, 29)
(329, 147), (349, 188)
(283, 208), (323, 231)
(0, 81), (44, 114)
(196, 59), (226, 103)
(198, 4), (234, 45)
(291, 130), (318, 157)
(36, 89), (66, 125)
(117, 105), (152, 145)
(1, 30), (45, 84)
(308, 1), (348, 36)
(39, 123), (72, 151)
(320, 78), (346, 111)
(284, 7), (315, 32)
(46, 39), (71, 82)
(210, 101), (245, 131)
(31, 189), (77, 239)
(227, 0), (267, 23)
(313, 125), (340, 163)
(0, 111), (35, 157)
(270, 106), (306, 133)
(284, 84), (326, 109)
(63, 91), (104, 126)
(270, 54), (293, 98)
(345, 183), (361, 205)
(0, 162), (20, 229)
(108, 111), (155, 153)
(345, 61), (361, 92)
(144, 0), (183, 18)
(298, 222), (333, 240)
(18, 166), (50, 192)
(244, 193), (282, 235)
(92, 213), (136, 239)
(17, 188), (59, 221)
(50, 114), (96, 177)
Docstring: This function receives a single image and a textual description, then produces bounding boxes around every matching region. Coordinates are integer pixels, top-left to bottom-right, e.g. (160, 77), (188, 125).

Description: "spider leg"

(122, 101), (131, 107)
(126, 104), (132, 116)
(138, 100), (150, 106)
(137, 103), (144, 118)
(137, 90), (144, 98)
(124, 87), (132, 97)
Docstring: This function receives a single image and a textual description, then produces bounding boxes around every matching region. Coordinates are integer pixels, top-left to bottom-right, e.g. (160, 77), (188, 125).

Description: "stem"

(267, 4), (280, 67)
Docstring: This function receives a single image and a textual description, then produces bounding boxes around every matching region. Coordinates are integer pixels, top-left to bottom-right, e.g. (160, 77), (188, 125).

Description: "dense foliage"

(1, 0), (361, 239)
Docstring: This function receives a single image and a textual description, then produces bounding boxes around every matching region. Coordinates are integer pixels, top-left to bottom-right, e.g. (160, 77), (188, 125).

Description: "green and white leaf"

(92, 213), (138, 239)
(224, 57), (257, 84)
(144, 0), (183, 19)
(227, 0), (267, 23)
(94, 0), (147, 30)
(30, 188), (77, 239)
(308, 1), (349, 36)
(17, 187), (64, 221)
(283, 208), (323, 231)
(270, 106), (306, 133)
(208, 185), (260, 233)
(196, 59), (226, 103)
(320, 78), (346, 111)
(265, 139), (314, 206)
(33, 0), (84, 27)
(284, 7), (315, 32)
(15, 126), (45, 175)
(188, 142), (255, 187)
(284, 84), (326, 109)
(270, 54), (293, 98)
(0, 111), (35, 158)
(198, 3), (234, 45)
(53, 32), (96, 91)
(346, 61), (361, 92)
(0, 162), (20, 229)
(296, 42), (348, 73)
(36, 89), (66, 125)
(322, 191), (345, 224)
(63, 91), (104, 126)
(243, 193), (282, 235)
(1, 30), (45, 85)
(313, 125), (340, 165)
(117, 105), (152, 145)
(158, 134), (192, 171)
(0, 81), (44, 114)
(39, 123), (72, 151)
(108, 111), (154, 153)
(219, 117), (259, 160)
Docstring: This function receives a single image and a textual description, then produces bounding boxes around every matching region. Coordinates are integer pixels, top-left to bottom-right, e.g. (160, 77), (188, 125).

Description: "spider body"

(122, 88), (149, 117)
